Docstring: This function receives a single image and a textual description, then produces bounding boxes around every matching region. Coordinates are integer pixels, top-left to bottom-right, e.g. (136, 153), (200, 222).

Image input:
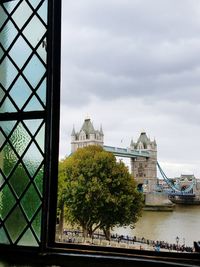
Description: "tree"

(58, 145), (144, 239)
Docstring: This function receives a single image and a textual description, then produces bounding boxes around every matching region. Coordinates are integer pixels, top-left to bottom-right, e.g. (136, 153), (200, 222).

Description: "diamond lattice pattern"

(0, 0), (48, 246)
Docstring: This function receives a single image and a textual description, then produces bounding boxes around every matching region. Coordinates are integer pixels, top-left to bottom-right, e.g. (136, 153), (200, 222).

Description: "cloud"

(60, 0), (200, 177)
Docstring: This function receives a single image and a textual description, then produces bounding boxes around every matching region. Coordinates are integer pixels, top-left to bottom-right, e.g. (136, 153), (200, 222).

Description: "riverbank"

(57, 229), (194, 253)
(143, 205), (174, 211)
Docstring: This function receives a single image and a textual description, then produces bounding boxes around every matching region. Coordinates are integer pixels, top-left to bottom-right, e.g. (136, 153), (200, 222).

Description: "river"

(113, 205), (200, 247)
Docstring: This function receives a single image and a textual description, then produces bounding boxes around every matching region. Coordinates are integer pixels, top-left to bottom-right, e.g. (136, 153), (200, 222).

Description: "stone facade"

(130, 132), (157, 192)
(71, 118), (104, 153)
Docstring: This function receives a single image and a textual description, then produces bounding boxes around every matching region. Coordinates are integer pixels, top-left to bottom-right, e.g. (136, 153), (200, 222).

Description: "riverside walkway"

(58, 229), (194, 253)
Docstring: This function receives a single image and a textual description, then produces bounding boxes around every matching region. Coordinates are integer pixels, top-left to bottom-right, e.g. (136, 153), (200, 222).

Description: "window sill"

(0, 245), (200, 267)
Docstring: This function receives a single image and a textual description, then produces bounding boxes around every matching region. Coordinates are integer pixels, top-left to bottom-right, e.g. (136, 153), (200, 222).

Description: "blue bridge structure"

(103, 146), (196, 196)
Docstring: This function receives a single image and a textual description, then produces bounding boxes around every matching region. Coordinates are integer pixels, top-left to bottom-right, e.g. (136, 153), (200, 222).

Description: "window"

(0, 0), (61, 248)
(1, 1), (200, 266)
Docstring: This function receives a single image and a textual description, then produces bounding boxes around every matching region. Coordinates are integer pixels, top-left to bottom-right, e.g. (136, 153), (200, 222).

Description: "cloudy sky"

(59, 0), (200, 178)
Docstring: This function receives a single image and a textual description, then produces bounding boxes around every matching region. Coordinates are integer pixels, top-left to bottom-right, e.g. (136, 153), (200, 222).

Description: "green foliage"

(58, 145), (143, 237)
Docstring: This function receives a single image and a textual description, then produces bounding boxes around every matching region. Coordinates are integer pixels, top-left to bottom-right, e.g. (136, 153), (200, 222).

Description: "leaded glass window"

(0, 0), (59, 247)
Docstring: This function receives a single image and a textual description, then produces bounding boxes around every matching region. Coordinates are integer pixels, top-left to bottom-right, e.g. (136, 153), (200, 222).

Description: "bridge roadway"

(103, 145), (150, 158)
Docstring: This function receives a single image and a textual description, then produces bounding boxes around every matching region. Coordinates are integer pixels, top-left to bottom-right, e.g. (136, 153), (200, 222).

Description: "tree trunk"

(82, 227), (88, 238)
(58, 201), (64, 241)
(103, 227), (111, 241)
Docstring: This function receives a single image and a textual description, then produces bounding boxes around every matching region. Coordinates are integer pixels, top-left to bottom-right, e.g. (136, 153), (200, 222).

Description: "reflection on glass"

(23, 55), (46, 89)
(12, 1), (32, 29)
(36, 78), (46, 105)
(9, 36), (32, 68)
(37, 1), (48, 24)
(23, 15), (46, 48)
(9, 77), (31, 111)
(0, 20), (18, 50)
(0, 57), (18, 89)
(3, 1), (19, 14)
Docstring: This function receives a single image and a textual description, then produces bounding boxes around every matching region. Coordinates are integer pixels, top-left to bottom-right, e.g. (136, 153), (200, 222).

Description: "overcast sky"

(59, 0), (200, 178)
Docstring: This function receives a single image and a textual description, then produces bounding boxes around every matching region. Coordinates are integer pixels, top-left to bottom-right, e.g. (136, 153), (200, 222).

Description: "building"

(129, 132), (157, 192)
(71, 118), (104, 153)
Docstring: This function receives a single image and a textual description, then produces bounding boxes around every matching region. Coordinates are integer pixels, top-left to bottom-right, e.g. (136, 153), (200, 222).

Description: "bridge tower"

(71, 117), (104, 153)
(130, 132), (157, 192)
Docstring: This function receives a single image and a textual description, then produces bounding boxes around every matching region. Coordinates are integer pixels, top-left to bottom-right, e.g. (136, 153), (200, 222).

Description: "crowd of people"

(61, 229), (194, 253)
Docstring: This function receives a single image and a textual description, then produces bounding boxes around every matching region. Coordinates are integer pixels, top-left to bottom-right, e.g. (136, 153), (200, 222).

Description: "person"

(155, 244), (160, 252)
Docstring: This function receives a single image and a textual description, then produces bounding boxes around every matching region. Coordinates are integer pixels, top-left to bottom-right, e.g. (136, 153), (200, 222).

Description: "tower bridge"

(71, 118), (157, 193)
(71, 118), (198, 207)
(103, 145), (150, 159)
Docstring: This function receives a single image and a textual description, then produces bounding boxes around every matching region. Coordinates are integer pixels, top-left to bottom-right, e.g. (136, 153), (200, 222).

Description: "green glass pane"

(0, 131), (6, 148)
(9, 36), (32, 69)
(23, 55), (46, 89)
(5, 206), (27, 243)
(24, 119), (43, 136)
(0, 228), (10, 244)
(17, 228), (38, 247)
(24, 95), (44, 112)
(32, 208), (42, 241)
(35, 125), (45, 152)
(0, 57), (18, 89)
(0, 20), (18, 50)
(9, 163), (30, 198)
(12, 1), (32, 29)
(10, 122), (31, 157)
(21, 184), (41, 220)
(0, 184), (16, 220)
(2, 143), (19, 177)
(23, 15), (46, 48)
(37, 1), (48, 24)
(34, 166), (44, 196)
(22, 142), (43, 177)
(9, 77), (32, 110)
(36, 78), (46, 104)
(0, 6), (8, 28)
(0, 173), (5, 188)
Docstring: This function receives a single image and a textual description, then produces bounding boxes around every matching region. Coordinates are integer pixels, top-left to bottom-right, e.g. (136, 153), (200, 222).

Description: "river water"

(113, 205), (200, 247)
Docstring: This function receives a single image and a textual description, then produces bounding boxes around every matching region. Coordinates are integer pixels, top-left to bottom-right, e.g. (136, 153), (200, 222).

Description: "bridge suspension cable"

(157, 162), (195, 193)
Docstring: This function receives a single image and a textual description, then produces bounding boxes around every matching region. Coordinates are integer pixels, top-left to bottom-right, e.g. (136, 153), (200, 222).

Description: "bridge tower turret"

(71, 117), (104, 153)
(130, 132), (157, 192)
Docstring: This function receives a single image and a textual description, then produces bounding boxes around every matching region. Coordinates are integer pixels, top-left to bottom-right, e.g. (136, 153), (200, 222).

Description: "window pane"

(0, 0), (47, 113)
(0, 0), (48, 247)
